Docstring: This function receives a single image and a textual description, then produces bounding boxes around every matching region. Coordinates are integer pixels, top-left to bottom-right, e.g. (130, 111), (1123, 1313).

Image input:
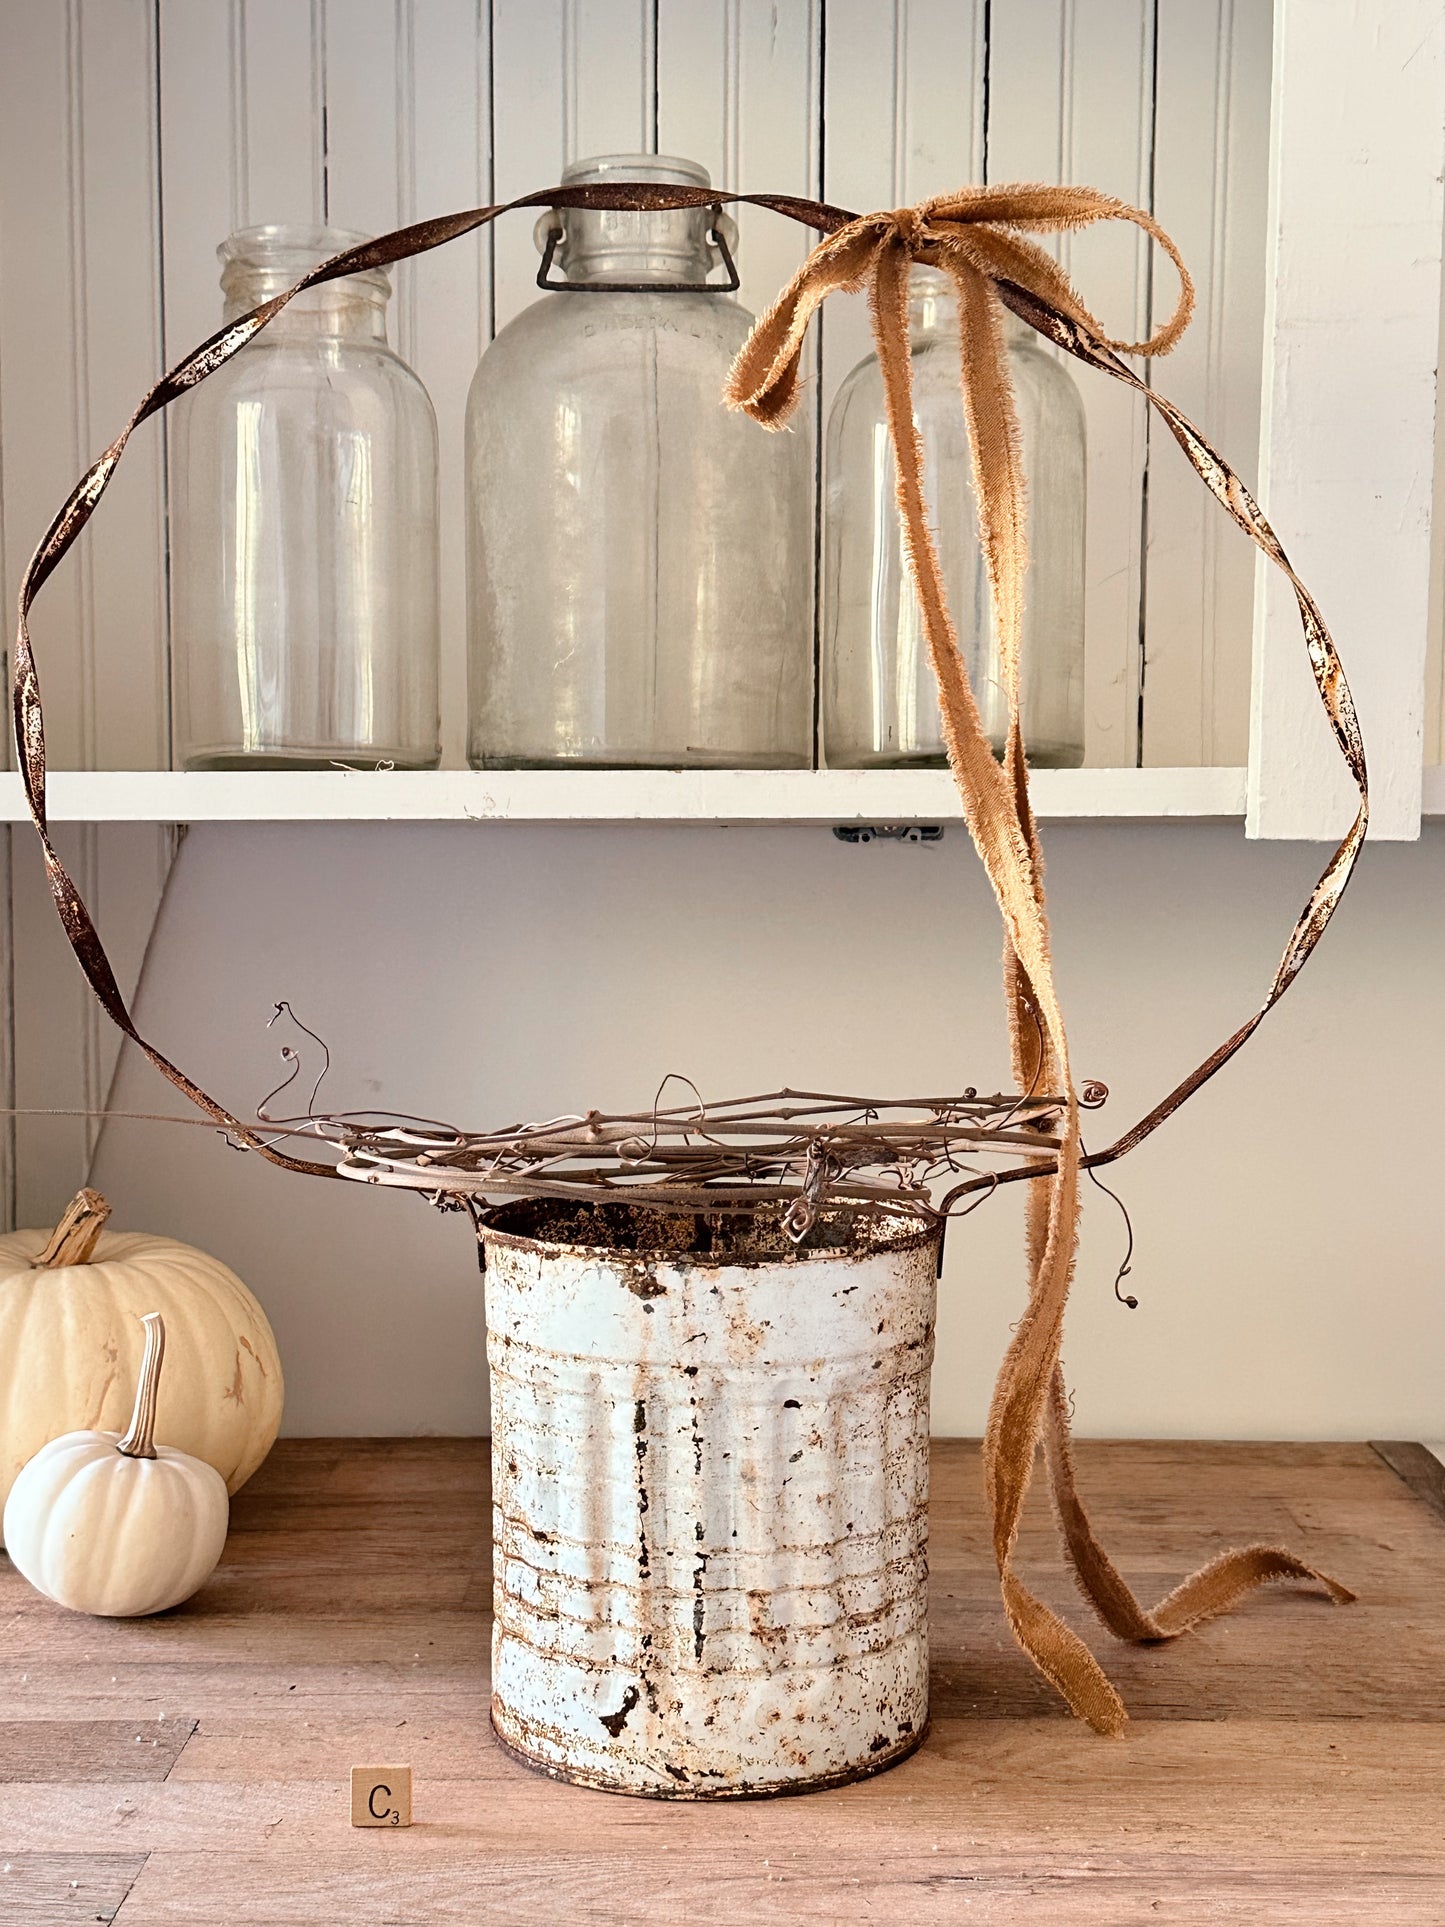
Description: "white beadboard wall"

(1, 2), (1442, 1439)
(1, 0), (1274, 783)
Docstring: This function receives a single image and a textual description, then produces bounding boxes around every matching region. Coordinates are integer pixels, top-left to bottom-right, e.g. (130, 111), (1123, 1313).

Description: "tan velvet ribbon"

(726, 185), (1359, 1733)
(13, 181), (1367, 1733)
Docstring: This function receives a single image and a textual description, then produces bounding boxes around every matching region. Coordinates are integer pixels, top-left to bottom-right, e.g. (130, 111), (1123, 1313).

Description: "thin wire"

(1084, 1152), (1138, 1309)
(260, 1001), (332, 1120)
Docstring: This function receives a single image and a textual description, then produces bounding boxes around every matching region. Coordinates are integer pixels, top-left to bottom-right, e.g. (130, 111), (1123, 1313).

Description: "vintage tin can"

(481, 1199), (939, 1798)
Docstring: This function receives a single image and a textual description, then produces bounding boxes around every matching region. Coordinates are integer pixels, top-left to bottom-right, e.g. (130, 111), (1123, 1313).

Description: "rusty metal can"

(481, 1200), (939, 1798)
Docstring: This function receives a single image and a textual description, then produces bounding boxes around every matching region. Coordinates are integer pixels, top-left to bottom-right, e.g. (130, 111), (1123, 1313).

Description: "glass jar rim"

(559, 152), (712, 190)
(218, 224), (391, 301)
(539, 154), (728, 277)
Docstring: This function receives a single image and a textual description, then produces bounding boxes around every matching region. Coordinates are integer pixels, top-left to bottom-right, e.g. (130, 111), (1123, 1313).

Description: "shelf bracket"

(831, 825), (945, 846)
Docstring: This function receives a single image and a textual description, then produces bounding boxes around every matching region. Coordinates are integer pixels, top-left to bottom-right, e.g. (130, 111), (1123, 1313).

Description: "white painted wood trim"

(1144, 0), (1272, 770)
(1248, 0), (1445, 841)
(0, 765), (1249, 825)
(0, 827), (12, 1232)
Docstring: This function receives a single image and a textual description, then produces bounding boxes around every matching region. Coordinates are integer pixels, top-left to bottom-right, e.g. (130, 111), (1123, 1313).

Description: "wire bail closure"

(535, 201), (741, 294)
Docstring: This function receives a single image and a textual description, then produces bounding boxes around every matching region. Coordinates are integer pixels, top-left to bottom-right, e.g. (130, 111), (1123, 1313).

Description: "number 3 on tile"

(351, 1764), (412, 1827)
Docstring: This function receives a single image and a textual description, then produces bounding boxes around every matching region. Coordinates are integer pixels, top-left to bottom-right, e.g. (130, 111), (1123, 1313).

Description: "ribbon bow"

(728, 188), (1354, 1735)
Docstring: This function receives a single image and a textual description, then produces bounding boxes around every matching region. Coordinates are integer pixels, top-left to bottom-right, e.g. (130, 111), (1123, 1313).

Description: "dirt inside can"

(480, 1197), (937, 1265)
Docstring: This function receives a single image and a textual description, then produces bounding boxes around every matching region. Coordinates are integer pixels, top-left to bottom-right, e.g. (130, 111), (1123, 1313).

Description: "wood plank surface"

(0, 1720), (195, 1785)
(0, 1854), (147, 1925)
(1, 1439), (1442, 1924)
(1372, 1440), (1445, 1527)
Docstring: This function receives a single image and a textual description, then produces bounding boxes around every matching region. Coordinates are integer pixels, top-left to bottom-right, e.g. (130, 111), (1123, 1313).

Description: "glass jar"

(171, 225), (440, 769)
(823, 267), (1086, 768)
(465, 155), (812, 769)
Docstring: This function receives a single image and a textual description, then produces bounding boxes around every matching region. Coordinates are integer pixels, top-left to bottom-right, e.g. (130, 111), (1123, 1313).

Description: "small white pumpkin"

(0, 1189), (282, 1529)
(4, 1312), (229, 1616)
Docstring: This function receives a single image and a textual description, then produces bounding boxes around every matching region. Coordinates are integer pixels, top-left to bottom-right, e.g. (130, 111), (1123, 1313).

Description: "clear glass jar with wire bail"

(170, 224), (440, 770)
(464, 155), (813, 769)
(822, 265), (1086, 769)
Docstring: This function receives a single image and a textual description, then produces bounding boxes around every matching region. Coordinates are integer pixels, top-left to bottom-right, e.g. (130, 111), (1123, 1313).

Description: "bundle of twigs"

(291, 1080), (1108, 1238)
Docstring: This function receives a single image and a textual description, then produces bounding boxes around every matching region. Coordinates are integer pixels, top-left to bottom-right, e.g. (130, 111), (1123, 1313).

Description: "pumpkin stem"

(33, 1188), (112, 1269)
(117, 1312), (165, 1460)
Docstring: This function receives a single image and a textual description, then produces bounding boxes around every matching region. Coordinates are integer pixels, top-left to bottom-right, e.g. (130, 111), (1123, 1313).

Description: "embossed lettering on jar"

(465, 156), (812, 769)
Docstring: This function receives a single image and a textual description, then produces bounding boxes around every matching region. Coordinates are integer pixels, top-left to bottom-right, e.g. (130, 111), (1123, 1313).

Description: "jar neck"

(908, 272), (1034, 349)
(222, 287), (390, 340)
(545, 153), (721, 288)
(219, 225), (391, 341)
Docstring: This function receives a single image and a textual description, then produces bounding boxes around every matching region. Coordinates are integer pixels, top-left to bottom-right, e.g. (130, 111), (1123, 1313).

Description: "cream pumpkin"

(0, 1190), (282, 1531)
(5, 1312), (229, 1615)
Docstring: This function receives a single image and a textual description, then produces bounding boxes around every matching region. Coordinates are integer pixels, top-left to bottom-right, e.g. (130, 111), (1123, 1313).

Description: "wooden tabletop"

(3, 1439), (1443, 1924)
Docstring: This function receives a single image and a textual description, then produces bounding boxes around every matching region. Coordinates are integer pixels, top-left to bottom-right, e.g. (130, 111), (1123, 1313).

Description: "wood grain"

(0, 1719), (195, 1784)
(1372, 1440), (1445, 1527)
(100, 1862), (1445, 1926)
(0, 1854), (147, 1925)
(2, 1438), (1443, 1924)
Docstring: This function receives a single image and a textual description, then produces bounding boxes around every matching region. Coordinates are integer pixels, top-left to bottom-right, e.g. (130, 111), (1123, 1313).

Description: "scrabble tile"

(350, 1764), (412, 1827)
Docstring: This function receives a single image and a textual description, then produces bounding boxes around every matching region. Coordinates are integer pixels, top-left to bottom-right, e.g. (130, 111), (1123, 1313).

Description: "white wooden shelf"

(8, 765), (1437, 825)
(0, 765), (1256, 825)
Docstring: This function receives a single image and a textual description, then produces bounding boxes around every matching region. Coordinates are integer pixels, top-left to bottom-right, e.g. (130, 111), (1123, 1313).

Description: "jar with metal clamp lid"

(464, 155), (812, 768)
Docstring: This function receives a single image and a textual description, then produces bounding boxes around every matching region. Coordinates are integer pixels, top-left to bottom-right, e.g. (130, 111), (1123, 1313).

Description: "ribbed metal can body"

(481, 1202), (939, 1798)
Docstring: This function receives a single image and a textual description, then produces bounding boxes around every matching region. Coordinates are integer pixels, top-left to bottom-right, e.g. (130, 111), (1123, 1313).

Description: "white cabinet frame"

(1248, 0), (1445, 842)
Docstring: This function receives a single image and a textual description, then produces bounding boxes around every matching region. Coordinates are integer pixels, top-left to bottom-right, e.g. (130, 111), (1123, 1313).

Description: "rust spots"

(634, 1400), (650, 1581)
(599, 1685), (639, 1738)
(745, 1590), (789, 1654)
(483, 1206), (936, 1798)
(692, 1517), (708, 1662)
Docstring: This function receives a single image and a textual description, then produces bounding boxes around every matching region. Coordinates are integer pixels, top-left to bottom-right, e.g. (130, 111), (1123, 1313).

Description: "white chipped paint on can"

(481, 1201), (939, 1798)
